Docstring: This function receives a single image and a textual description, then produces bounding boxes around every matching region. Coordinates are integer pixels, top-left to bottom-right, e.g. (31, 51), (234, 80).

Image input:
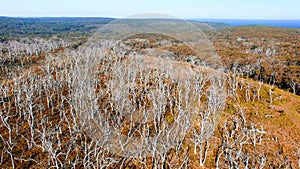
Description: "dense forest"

(0, 17), (114, 40)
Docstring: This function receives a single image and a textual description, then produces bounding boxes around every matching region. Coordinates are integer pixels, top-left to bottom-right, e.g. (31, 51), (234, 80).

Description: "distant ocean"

(192, 19), (300, 28)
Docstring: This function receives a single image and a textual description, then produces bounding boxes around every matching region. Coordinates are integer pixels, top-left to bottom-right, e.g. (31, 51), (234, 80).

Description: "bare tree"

(216, 109), (267, 169)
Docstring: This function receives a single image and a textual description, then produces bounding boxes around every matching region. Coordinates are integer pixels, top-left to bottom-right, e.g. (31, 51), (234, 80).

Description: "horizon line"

(1, 15), (300, 20)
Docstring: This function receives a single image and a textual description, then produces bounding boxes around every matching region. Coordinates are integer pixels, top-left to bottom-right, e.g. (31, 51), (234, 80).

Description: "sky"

(0, 0), (299, 19)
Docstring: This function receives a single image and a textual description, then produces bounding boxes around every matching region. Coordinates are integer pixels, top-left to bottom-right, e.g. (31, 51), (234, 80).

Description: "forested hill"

(0, 16), (231, 40)
(0, 17), (114, 39)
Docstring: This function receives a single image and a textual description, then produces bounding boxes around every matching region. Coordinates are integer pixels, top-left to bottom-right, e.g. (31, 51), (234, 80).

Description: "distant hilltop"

(0, 16), (229, 39)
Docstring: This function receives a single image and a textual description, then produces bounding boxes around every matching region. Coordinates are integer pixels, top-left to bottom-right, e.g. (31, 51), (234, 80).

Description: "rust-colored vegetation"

(0, 25), (300, 168)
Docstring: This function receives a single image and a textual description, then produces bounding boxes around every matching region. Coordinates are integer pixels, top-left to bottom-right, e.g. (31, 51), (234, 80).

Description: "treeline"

(0, 17), (114, 40)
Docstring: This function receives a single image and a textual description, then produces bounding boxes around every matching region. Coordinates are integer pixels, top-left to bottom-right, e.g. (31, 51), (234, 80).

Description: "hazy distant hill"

(0, 16), (231, 40)
(0, 17), (114, 39)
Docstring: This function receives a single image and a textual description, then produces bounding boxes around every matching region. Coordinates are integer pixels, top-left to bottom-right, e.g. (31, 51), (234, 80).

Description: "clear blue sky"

(0, 0), (299, 19)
